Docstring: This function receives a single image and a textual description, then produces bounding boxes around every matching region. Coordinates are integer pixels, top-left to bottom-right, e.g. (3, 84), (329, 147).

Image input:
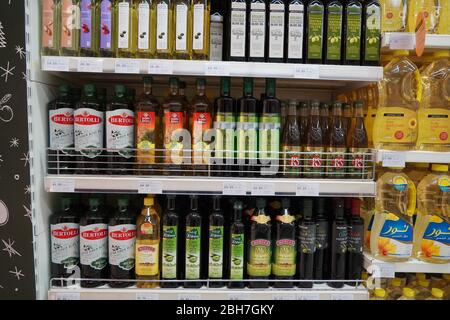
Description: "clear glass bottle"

(191, 0), (210, 60)
(59, 0), (81, 56)
(80, 0), (100, 56)
(115, 0), (137, 57)
(42, 0), (61, 56)
(99, 0), (115, 57)
(153, 0), (174, 58)
(136, 0), (155, 58)
(173, 0), (192, 59)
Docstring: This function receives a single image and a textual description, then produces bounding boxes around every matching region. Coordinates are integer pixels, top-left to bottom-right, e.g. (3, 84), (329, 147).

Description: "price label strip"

(49, 179), (75, 193)
(137, 181), (163, 194)
(178, 293), (201, 300)
(223, 182), (247, 195)
(388, 32), (415, 50)
(136, 293), (159, 300)
(272, 293), (296, 300)
(370, 261), (396, 279)
(297, 293), (320, 300)
(330, 293), (354, 301)
(227, 292), (251, 300)
(115, 59), (140, 74)
(42, 56), (70, 72)
(148, 60), (173, 75)
(293, 65), (320, 79)
(381, 151), (406, 168)
(77, 58), (103, 73)
(251, 183), (275, 196)
(55, 292), (81, 300)
(204, 62), (230, 76)
(296, 183), (320, 196)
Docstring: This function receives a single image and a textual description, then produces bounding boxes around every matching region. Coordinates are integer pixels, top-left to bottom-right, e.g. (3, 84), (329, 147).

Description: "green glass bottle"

(324, 0), (343, 65)
(363, 0), (381, 66)
(305, 0), (325, 64)
(344, 0), (363, 65)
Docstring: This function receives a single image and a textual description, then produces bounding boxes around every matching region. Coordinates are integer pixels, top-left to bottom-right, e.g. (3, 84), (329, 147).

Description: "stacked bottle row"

(368, 273), (450, 300)
(381, 0), (450, 34)
(362, 163), (450, 264)
(340, 50), (450, 152)
(48, 77), (371, 178)
(50, 195), (364, 289)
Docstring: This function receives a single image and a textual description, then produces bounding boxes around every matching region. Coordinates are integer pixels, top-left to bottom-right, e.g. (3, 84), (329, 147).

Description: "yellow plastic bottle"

(380, 0), (408, 32)
(405, 163), (429, 187)
(373, 50), (421, 151)
(381, 54), (394, 67)
(407, 0), (440, 34)
(413, 164), (450, 264)
(387, 278), (403, 300)
(371, 288), (388, 300)
(413, 279), (431, 299)
(426, 288), (444, 300)
(398, 287), (416, 300)
(416, 51), (450, 152)
(371, 168), (416, 262)
(438, 0), (450, 34)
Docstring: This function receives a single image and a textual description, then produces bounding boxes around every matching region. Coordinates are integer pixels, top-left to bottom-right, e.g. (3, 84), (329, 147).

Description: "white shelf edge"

(382, 33), (450, 50)
(41, 56), (383, 82)
(376, 150), (450, 166)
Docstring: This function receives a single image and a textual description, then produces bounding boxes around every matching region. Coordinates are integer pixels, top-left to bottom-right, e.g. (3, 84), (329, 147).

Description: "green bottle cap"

(89, 197), (100, 207)
(281, 198), (290, 209)
(354, 100), (364, 109)
(233, 200), (243, 210)
(115, 85), (126, 96)
(256, 198), (266, 209)
(61, 197), (72, 208)
(169, 77), (179, 86)
(243, 78), (253, 95)
(220, 77), (230, 94)
(333, 101), (343, 108)
(59, 85), (71, 95)
(266, 78), (276, 96)
(343, 103), (351, 109)
(83, 84), (97, 96)
(300, 101), (309, 109)
(303, 199), (313, 218)
(117, 198), (129, 207)
(196, 78), (206, 87)
(143, 76), (153, 85)
(310, 100), (320, 108)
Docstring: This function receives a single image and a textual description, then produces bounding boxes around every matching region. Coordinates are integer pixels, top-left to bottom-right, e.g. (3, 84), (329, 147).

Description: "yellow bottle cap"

(403, 287), (415, 298)
(418, 279), (430, 287)
(390, 278), (402, 287)
(431, 164), (449, 172)
(431, 288), (444, 298)
(374, 288), (386, 298)
(433, 51), (450, 59)
(409, 163), (429, 169)
(144, 197), (154, 206)
(361, 272), (368, 281)
(417, 273), (426, 279)
(393, 50), (410, 57)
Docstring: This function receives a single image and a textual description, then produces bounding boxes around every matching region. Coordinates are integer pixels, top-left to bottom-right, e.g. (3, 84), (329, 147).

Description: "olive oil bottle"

(99, 0), (115, 57)
(185, 195), (203, 288)
(228, 201), (245, 289)
(286, 0), (305, 63)
(324, 0), (344, 65)
(161, 195), (181, 288)
(228, 0), (248, 61)
(267, 0), (286, 63)
(136, 0), (155, 58)
(115, 0), (137, 58)
(208, 196), (225, 288)
(344, 0), (363, 65)
(59, 0), (81, 56)
(80, 0), (100, 56)
(363, 0), (381, 66)
(41, 0), (61, 56)
(173, 0), (192, 59)
(153, 0), (174, 58)
(305, 0), (325, 64)
(248, 0), (267, 62)
(191, 0), (211, 60)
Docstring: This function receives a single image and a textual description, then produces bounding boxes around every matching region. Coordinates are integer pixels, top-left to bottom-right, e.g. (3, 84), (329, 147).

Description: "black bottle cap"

(233, 200), (243, 210)
(213, 195), (221, 211)
(117, 197), (129, 207)
(167, 195), (176, 210)
(281, 198), (290, 209)
(303, 198), (313, 219)
(315, 198), (326, 217)
(334, 199), (345, 219)
(256, 198), (266, 209)
(61, 197), (72, 208)
(89, 197), (100, 207)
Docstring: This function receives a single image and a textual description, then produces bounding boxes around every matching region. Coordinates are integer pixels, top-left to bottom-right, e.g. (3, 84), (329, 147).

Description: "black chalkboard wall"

(0, 0), (36, 299)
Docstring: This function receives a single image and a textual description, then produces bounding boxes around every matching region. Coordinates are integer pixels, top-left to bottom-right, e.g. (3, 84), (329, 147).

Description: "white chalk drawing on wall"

(2, 238), (21, 258)
(0, 61), (15, 82)
(0, 21), (6, 48)
(0, 200), (8, 226)
(0, 93), (13, 122)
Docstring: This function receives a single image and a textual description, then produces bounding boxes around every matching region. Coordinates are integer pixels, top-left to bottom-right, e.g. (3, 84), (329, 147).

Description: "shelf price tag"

(381, 151), (406, 168)
(222, 182), (247, 195)
(296, 183), (320, 196)
(77, 58), (104, 73)
(55, 292), (80, 300)
(136, 293), (159, 300)
(115, 59), (140, 74)
(227, 292), (251, 300)
(137, 181), (163, 194)
(388, 32), (415, 50)
(204, 62), (230, 76)
(297, 293), (320, 300)
(251, 183), (275, 196)
(272, 293), (296, 300)
(331, 293), (354, 300)
(49, 179), (75, 193)
(42, 56), (70, 72)
(370, 262), (396, 279)
(178, 293), (201, 300)
(293, 65), (320, 79)
(148, 60), (173, 75)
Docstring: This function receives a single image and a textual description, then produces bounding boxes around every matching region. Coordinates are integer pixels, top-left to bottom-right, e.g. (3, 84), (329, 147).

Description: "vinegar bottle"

(298, 198), (316, 288)
(304, 100), (324, 178)
(347, 101), (369, 179)
(346, 199), (364, 286)
(282, 100), (302, 177)
(326, 102), (347, 179)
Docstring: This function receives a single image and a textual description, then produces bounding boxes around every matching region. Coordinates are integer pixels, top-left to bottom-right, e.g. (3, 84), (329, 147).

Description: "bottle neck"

(196, 85), (205, 97)
(233, 209), (242, 222)
(144, 83), (153, 95)
(170, 84), (179, 96)
(354, 106), (364, 118)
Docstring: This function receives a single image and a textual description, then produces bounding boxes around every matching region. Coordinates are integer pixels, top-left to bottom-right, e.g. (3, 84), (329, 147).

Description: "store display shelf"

(363, 252), (450, 277)
(41, 56), (383, 82)
(382, 33), (450, 50)
(376, 150), (450, 167)
(48, 284), (368, 300)
(44, 175), (376, 197)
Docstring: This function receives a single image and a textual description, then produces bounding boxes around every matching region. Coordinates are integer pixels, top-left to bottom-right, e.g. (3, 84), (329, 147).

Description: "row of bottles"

(50, 194), (364, 289)
(363, 163), (449, 264)
(41, 0), (211, 59)
(381, 0), (450, 34)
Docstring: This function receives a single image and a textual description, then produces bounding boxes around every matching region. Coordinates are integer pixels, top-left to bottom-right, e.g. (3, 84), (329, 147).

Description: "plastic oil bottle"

(398, 287), (416, 300)
(371, 167), (416, 262)
(407, 0), (440, 34)
(373, 50), (421, 151)
(416, 51), (450, 152)
(380, 0), (407, 32)
(386, 278), (403, 300)
(413, 164), (450, 264)
(413, 279), (431, 300)
(438, 0), (450, 35)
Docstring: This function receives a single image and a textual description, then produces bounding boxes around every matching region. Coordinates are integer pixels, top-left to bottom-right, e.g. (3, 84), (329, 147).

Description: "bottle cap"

(303, 199), (313, 218)
(417, 273), (427, 280)
(354, 100), (364, 108)
(393, 50), (410, 57)
(143, 76), (153, 85)
(243, 78), (253, 94)
(115, 85), (126, 96)
(310, 100), (320, 107)
(342, 103), (351, 109)
(351, 199), (361, 216)
(288, 99), (298, 107)
(390, 278), (402, 287)
(61, 197), (72, 207)
(256, 198), (266, 209)
(431, 164), (448, 172)
(220, 77), (230, 93)
(334, 199), (344, 218)
(144, 197), (154, 206)
(59, 84), (71, 95)
(89, 197), (100, 207)
(266, 78), (276, 94)
(418, 279), (430, 287)
(374, 288), (386, 298)
(433, 50), (450, 59)
(402, 287), (415, 298)
(196, 78), (206, 87)
(83, 84), (97, 95)
(315, 198), (326, 216)
(169, 77), (179, 86)
(233, 200), (243, 210)
(117, 198), (129, 207)
(320, 102), (329, 109)
(179, 81), (186, 89)
(409, 163), (429, 169)
(431, 288), (444, 298)
(281, 198), (290, 209)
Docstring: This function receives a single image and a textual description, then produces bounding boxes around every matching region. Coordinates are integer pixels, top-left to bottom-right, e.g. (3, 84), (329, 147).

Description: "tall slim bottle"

(344, 0), (363, 65)
(136, 0), (154, 58)
(153, 0), (174, 58)
(185, 195), (203, 288)
(286, 0), (305, 63)
(304, 100), (324, 178)
(282, 100), (301, 177)
(324, 0), (344, 65)
(59, 0), (81, 56)
(346, 198), (364, 286)
(191, 0), (210, 60)
(305, 0), (325, 64)
(173, 0), (192, 59)
(228, 0), (247, 61)
(80, 0), (100, 56)
(298, 101), (309, 148)
(314, 198), (329, 282)
(248, 0), (267, 62)
(326, 102), (347, 179)
(209, 6), (224, 61)
(347, 101), (369, 179)
(267, 0), (286, 63)
(99, 0), (115, 57)
(208, 196), (225, 288)
(320, 102), (330, 147)
(161, 195), (181, 288)
(115, 0), (137, 57)
(362, 0), (381, 66)
(42, 0), (61, 56)
(228, 201), (245, 289)
(342, 102), (353, 137)
(329, 199), (347, 288)
(298, 198), (316, 288)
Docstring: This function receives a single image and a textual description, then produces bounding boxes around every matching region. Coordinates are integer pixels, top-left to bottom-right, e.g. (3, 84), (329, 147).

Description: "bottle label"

(236, 114), (258, 163)
(288, 4), (304, 59)
(438, 176), (450, 193)
(421, 216), (450, 260)
(74, 108), (104, 158)
(303, 146), (324, 177)
(299, 224), (316, 253)
(230, 4), (247, 58)
(100, 0), (112, 50)
(273, 238), (296, 276)
(365, 212), (374, 249)
(156, 3), (169, 50)
(185, 226), (201, 279)
(135, 242), (159, 276)
(192, 112), (212, 165)
(247, 239), (271, 277)
(136, 111), (156, 163)
(175, 4), (188, 51)
(348, 147), (370, 178)
(364, 4), (381, 62)
(316, 220), (328, 249)
(80, 223), (108, 270)
(61, 0), (78, 48)
(118, 2), (130, 49)
(80, 0), (92, 49)
(373, 107), (418, 145)
(347, 223), (363, 253)
(326, 4), (343, 61)
(307, 3), (324, 60)
(42, 0), (55, 48)
(106, 108), (134, 158)
(269, 4), (285, 59)
(49, 108), (75, 149)
(378, 212), (413, 258)
(259, 115), (281, 165)
(164, 111), (185, 164)
(138, 3), (151, 50)
(416, 108), (450, 147)
(230, 233), (244, 279)
(208, 226), (224, 278)
(108, 224), (136, 270)
(162, 225), (177, 279)
(345, 4), (362, 61)
(193, 4), (205, 50)
(383, 3), (406, 32)
(249, 3), (266, 58)
(51, 223), (79, 267)
(214, 113), (236, 163)
(332, 225), (348, 254)
(209, 20), (223, 61)
(140, 222), (154, 235)
(326, 147), (347, 178)
(282, 145), (302, 176)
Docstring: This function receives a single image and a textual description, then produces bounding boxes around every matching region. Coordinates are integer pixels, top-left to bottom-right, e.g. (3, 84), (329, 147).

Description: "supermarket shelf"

(382, 33), (450, 50)
(363, 252), (450, 277)
(44, 175), (376, 197)
(41, 56), (383, 82)
(48, 284), (369, 300)
(376, 150), (450, 167)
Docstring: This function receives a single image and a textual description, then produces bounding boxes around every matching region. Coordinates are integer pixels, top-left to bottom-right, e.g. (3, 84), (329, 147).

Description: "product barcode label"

(49, 179), (75, 193)
(293, 65), (320, 79)
(77, 58), (103, 73)
(369, 262), (395, 278)
(178, 293), (201, 300)
(148, 60), (173, 75)
(115, 59), (140, 74)
(137, 181), (163, 194)
(296, 183), (320, 196)
(223, 182), (247, 195)
(381, 151), (406, 168)
(55, 292), (80, 300)
(136, 293), (159, 300)
(42, 56), (70, 71)
(204, 62), (230, 76)
(251, 183), (275, 196)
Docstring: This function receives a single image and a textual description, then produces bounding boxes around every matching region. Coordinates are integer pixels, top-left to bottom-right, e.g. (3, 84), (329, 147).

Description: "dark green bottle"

(344, 0), (363, 65)
(324, 0), (344, 65)
(161, 195), (181, 288)
(184, 195), (203, 288)
(228, 200), (245, 289)
(208, 196), (225, 288)
(314, 197), (329, 283)
(362, 0), (381, 66)
(306, 0), (325, 64)
(297, 198), (316, 288)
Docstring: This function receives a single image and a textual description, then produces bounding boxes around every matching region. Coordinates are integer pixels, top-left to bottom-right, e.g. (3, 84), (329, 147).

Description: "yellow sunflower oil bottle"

(114, 0), (137, 57)
(405, 163), (429, 187)
(373, 50), (421, 151)
(413, 279), (431, 299)
(398, 287), (416, 300)
(371, 168), (416, 262)
(136, 0), (155, 58)
(380, 0), (407, 32)
(153, 0), (174, 58)
(438, 0), (450, 34)
(363, 198), (375, 251)
(413, 164), (450, 264)
(416, 51), (450, 152)
(407, 0), (440, 34)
